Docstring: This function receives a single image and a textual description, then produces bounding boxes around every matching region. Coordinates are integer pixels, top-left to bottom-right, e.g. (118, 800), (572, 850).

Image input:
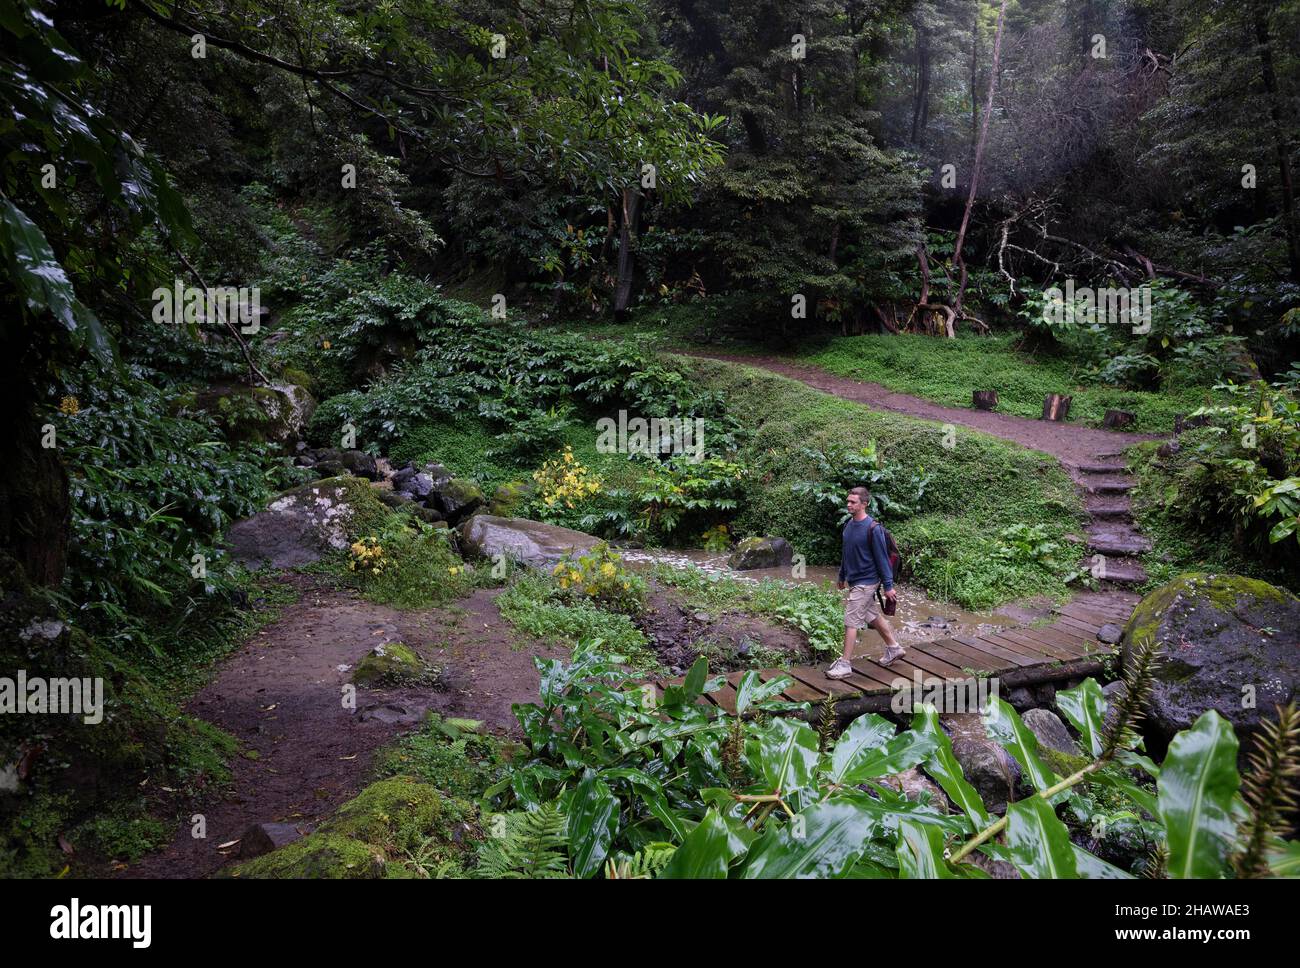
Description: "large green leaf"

(0, 197), (112, 364)
(912, 705), (990, 830)
(1157, 711), (1241, 879)
(895, 818), (956, 879)
(1055, 679), (1107, 758)
(1004, 796), (1079, 878)
(746, 716), (820, 794)
(658, 809), (749, 879)
(566, 770), (620, 878)
(734, 670), (791, 715)
(1268, 840), (1300, 878)
(739, 799), (884, 879)
(832, 728), (939, 785)
(983, 697), (1061, 801)
(825, 713), (895, 784)
(1072, 844), (1136, 879)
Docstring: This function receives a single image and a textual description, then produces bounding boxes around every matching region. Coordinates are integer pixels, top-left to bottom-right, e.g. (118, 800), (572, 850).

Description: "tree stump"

(1041, 394), (1072, 422)
(1102, 409), (1136, 430)
(1174, 413), (1211, 435)
(972, 390), (999, 411)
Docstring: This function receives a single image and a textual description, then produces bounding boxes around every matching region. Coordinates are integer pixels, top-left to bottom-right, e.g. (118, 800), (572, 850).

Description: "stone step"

(1086, 525), (1152, 556)
(1079, 556), (1147, 585)
(1084, 494), (1132, 517)
(1082, 476), (1136, 494)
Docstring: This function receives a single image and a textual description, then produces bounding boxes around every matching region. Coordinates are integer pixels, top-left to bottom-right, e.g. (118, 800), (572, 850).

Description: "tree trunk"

(952, 0), (1007, 321)
(613, 186), (642, 318)
(1042, 394), (1073, 422)
(1252, 1), (1300, 284)
(0, 346), (69, 588)
(911, 23), (931, 143)
(972, 390), (999, 411)
(1103, 409), (1136, 430)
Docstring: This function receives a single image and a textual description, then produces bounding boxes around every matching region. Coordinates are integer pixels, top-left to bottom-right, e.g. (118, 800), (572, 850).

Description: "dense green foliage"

(476, 641), (1296, 879)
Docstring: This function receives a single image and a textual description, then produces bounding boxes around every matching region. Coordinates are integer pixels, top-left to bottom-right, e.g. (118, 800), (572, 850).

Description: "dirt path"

(120, 575), (566, 879)
(684, 351), (1163, 587)
(682, 352), (1158, 468)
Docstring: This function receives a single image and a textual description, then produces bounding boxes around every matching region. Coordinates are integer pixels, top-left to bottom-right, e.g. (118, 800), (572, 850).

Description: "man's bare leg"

(869, 615), (899, 649)
(841, 625), (859, 662)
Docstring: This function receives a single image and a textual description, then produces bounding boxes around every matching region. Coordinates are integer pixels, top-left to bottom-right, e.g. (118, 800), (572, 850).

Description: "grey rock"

(1097, 623), (1123, 644)
(458, 514), (599, 569)
(942, 713), (1020, 813)
(1022, 708), (1078, 755)
(339, 449), (380, 481)
(239, 822), (303, 859)
(881, 767), (951, 814)
(226, 480), (363, 568)
(1122, 573), (1300, 753)
(728, 536), (794, 570)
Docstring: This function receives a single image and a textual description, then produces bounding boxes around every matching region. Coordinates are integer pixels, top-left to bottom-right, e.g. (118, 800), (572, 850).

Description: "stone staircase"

(1072, 458), (1150, 587)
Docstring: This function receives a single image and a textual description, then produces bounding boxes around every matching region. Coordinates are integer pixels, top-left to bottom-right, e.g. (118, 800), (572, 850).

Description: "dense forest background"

(2, 0), (1299, 877)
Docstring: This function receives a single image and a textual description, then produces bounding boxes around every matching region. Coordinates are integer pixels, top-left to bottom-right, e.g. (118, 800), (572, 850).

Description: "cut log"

(972, 390), (999, 411)
(1042, 394), (1072, 422)
(1174, 413), (1211, 434)
(1102, 409), (1135, 430)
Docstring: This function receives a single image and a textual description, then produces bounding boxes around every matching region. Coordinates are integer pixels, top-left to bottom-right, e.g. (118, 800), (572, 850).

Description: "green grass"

(797, 332), (1216, 434)
(496, 572), (658, 671)
(647, 563), (845, 654)
(674, 355), (1088, 610)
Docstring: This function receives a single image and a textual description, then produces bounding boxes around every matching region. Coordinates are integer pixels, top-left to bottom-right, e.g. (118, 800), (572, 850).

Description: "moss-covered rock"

(351, 643), (438, 687)
(1122, 572), (1300, 751)
(728, 536), (794, 570)
(225, 476), (391, 569)
(317, 776), (467, 854)
(433, 478), (485, 522)
(222, 833), (387, 879)
(488, 480), (536, 517)
(189, 382), (316, 445)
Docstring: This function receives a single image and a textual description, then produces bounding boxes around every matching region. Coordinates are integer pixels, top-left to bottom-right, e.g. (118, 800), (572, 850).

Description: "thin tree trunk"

(613, 186), (642, 317)
(952, 0), (1007, 323)
(970, 2), (980, 140)
(911, 23), (931, 143)
(1252, 1), (1300, 284)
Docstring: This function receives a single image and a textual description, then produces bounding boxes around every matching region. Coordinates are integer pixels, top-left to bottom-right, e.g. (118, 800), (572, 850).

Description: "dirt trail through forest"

(121, 575), (566, 879)
(684, 351), (1163, 587)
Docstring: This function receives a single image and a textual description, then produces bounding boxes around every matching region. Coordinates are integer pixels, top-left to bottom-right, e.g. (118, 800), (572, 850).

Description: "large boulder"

(458, 515), (599, 569)
(188, 382), (316, 445)
(1121, 573), (1300, 750)
(431, 478), (485, 523)
(728, 536), (794, 571)
(940, 713), (1020, 814)
(226, 477), (389, 568)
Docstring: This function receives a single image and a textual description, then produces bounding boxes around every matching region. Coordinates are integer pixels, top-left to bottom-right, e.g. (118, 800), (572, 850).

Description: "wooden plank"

(1052, 614), (1105, 637)
(950, 635), (1040, 668)
(710, 680), (739, 715)
(1061, 602), (1129, 624)
(965, 630), (1058, 661)
(760, 668), (822, 703)
(908, 638), (1001, 675)
(1008, 624), (1094, 654)
(988, 628), (1078, 661)
(783, 666), (861, 699)
(888, 646), (968, 680)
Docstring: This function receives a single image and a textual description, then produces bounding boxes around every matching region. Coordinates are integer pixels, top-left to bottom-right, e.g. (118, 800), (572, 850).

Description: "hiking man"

(827, 486), (906, 679)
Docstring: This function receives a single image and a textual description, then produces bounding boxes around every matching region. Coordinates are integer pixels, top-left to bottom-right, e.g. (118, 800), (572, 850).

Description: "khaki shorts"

(844, 583), (880, 630)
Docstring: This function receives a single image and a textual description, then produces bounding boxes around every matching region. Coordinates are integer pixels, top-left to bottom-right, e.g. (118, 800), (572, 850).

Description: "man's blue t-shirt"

(839, 515), (894, 590)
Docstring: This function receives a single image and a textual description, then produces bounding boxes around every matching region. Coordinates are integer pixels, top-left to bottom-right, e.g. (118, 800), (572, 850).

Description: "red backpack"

(868, 519), (901, 574)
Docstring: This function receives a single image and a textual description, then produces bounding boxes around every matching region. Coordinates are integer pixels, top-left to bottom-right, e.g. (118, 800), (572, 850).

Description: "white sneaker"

(826, 658), (853, 680)
(880, 645), (906, 667)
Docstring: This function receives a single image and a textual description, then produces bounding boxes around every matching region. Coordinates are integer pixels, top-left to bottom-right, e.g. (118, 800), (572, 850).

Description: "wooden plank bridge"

(649, 595), (1139, 716)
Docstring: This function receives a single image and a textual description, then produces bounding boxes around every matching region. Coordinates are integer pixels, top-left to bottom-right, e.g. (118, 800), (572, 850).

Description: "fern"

(604, 843), (676, 879)
(473, 806), (571, 879)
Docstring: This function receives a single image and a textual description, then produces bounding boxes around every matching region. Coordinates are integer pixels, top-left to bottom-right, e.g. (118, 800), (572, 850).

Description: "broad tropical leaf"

(1157, 711), (1241, 879)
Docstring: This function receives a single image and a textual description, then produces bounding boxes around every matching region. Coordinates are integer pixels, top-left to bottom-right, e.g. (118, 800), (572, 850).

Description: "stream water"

(618, 547), (1019, 647)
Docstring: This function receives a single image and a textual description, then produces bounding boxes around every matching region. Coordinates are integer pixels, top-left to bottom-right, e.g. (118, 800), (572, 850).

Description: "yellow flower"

(448, 566), (460, 575)
(59, 395), (80, 416)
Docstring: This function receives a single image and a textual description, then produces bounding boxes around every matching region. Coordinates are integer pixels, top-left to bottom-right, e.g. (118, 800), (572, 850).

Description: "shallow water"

(618, 546), (1017, 647)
